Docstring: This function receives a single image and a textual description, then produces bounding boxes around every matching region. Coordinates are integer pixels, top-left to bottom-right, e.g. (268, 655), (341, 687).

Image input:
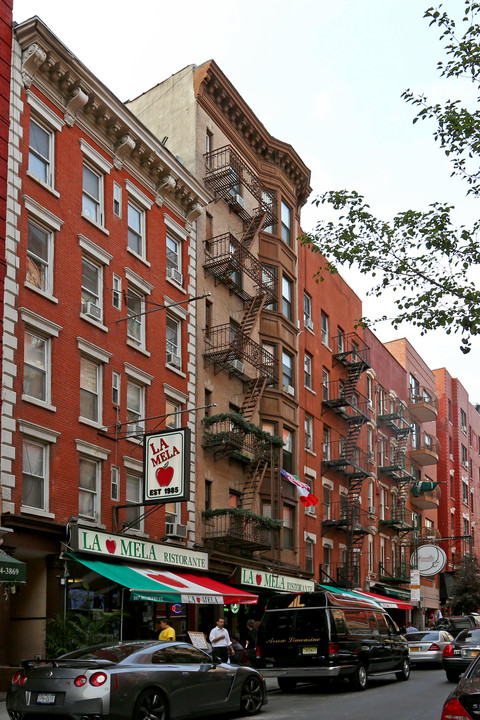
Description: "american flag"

(280, 469), (318, 507)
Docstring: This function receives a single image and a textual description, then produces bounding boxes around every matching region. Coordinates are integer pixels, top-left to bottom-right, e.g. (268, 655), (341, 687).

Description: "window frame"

(28, 116), (54, 187)
(80, 355), (102, 425)
(125, 472), (144, 531)
(321, 311), (329, 346)
(127, 199), (146, 258)
(22, 437), (48, 513)
(78, 455), (101, 522)
(280, 200), (292, 246)
(23, 329), (49, 405)
(82, 162), (104, 226)
(281, 274), (293, 321)
(282, 348), (294, 389)
(166, 314), (182, 368)
(304, 352), (312, 390)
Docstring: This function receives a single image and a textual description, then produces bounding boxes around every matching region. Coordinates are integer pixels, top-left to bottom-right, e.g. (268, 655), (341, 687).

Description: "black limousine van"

(255, 589), (410, 691)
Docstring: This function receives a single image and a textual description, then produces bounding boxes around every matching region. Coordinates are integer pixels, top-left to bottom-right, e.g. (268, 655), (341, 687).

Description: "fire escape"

(321, 333), (371, 589)
(202, 145), (278, 511)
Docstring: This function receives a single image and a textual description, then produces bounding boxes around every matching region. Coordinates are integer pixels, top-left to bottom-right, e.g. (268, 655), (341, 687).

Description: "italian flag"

(280, 469), (318, 507)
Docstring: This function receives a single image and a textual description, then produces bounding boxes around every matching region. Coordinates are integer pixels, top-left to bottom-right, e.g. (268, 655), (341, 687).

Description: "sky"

(12, 0), (480, 401)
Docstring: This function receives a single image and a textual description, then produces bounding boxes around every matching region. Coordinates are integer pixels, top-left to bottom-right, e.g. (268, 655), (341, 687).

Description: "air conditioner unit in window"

(82, 302), (102, 320)
(233, 193), (245, 210)
(229, 358), (245, 374)
(165, 523), (188, 539)
(305, 434), (312, 450)
(126, 423), (144, 437)
(283, 384), (295, 396)
(305, 318), (314, 331)
(166, 352), (181, 369)
(167, 267), (183, 285)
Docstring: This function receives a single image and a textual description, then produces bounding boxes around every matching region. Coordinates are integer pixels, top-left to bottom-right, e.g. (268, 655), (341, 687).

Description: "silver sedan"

(6, 640), (267, 720)
(406, 630), (454, 665)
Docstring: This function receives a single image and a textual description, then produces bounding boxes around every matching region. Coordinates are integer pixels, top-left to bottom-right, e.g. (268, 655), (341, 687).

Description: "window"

(206, 129), (213, 159)
(229, 491), (240, 508)
(205, 479), (212, 510)
(367, 426), (374, 460)
(462, 444), (468, 467)
(24, 330), (48, 403)
(463, 481), (469, 505)
(448, 398), (452, 421)
(127, 286), (145, 348)
(305, 414), (313, 451)
(126, 380), (145, 438)
(81, 256), (102, 319)
(111, 466), (120, 501)
(321, 312), (329, 346)
(80, 357), (101, 423)
(263, 264), (277, 310)
(112, 371), (121, 406)
(112, 274), (122, 310)
(368, 479), (375, 514)
(304, 353), (312, 389)
(22, 438), (47, 511)
(79, 456), (100, 521)
(337, 327), (345, 354)
(304, 292), (313, 329)
(305, 539), (314, 573)
(368, 536), (374, 573)
(262, 189), (275, 234)
(29, 118), (53, 186)
(26, 219), (52, 293)
(283, 505), (294, 548)
(366, 376), (373, 406)
(322, 368), (329, 400)
(127, 201), (145, 257)
(282, 428), (294, 473)
(282, 275), (293, 320)
(126, 474), (143, 530)
(282, 349), (293, 389)
(205, 212), (213, 241)
(166, 315), (181, 368)
(281, 200), (292, 245)
(165, 398), (181, 429)
(461, 409), (467, 433)
(410, 373), (420, 401)
(82, 163), (103, 224)
(322, 544), (331, 579)
(322, 426), (330, 461)
(113, 182), (122, 217)
(166, 234), (182, 280)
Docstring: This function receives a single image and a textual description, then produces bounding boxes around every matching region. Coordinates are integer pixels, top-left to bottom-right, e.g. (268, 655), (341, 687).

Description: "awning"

(370, 583), (412, 601)
(352, 588), (412, 610)
(0, 550), (26, 584)
(68, 553), (257, 605)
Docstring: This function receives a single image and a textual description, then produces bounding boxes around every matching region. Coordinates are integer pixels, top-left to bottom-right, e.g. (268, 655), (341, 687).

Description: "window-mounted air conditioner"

(283, 384), (295, 396)
(126, 423), (144, 437)
(233, 193), (245, 210)
(165, 523), (188, 539)
(167, 267), (183, 285)
(229, 358), (245, 374)
(305, 317), (314, 331)
(166, 352), (182, 369)
(82, 302), (102, 321)
(305, 434), (312, 450)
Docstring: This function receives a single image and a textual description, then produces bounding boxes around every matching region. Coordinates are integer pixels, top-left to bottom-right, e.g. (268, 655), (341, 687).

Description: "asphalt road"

(0, 666), (453, 720)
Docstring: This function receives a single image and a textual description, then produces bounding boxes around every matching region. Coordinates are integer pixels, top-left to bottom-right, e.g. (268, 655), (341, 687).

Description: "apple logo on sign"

(156, 463), (174, 487)
(106, 539), (116, 554)
(256, 574), (262, 585)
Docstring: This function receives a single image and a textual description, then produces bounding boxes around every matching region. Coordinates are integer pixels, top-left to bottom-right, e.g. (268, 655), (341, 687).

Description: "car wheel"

(395, 658), (410, 681)
(351, 662), (368, 691)
(446, 670), (460, 683)
(277, 677), (297, 692)
(132, 688), (168, 720)
(239, 675), (264, 715)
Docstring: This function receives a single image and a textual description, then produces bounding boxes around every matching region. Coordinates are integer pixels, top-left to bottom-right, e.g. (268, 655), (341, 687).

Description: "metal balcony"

(319, 562), (361, 588)
(204, 145), (276, 227)
(379, 560), (410, 584)
(378, 456), (416, 482)
(203, 511), (274, 551)
(331, 331), (370, 370)
(379, 506), (416, 534)
(204, 232), (277, 305)
(408, 386), (439, 423)
(322, 442), (370, 479)
(202, 419), (274, 463)
(377, 396), (412, 434)
(322, 382), (370, 422)
(322, 500), (372, 535)
(204, 324), (277, 383)
(410, 481), (441, 509)
(408, 433), (440, 466)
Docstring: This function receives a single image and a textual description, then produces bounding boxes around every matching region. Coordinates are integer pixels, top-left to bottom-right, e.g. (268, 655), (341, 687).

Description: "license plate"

(410, 647), (420, 652)
(37, 693), (56, 704)
(302, 647), (317, 655)
(469, 650), (480, 657)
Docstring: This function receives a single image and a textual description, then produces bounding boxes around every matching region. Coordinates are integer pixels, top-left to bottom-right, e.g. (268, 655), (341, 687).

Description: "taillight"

(90, 672), (107, 687)
(441, 697), (473, 720)
(443, 644), (454, 657)
(328, 642), (339, 656)
(255, 646), (261, 657)
(74, 675), (88, 687)
(12, 671), (23, 685)
(429, 643), (441, 652)
(20, 676), (28, 686)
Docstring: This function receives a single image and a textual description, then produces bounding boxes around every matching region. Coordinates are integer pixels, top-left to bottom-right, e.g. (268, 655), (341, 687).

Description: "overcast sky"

(13, 0), (480, 401)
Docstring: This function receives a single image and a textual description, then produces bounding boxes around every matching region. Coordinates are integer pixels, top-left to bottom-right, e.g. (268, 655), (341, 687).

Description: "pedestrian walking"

(245, 619), (258, 667)
(157, 618), (176, 641)
(231, 636), (244, 664)
(209, 618), (234, 663)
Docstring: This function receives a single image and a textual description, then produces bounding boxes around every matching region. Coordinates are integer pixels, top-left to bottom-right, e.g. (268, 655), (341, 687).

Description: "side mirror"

(213, 655), (223, 665)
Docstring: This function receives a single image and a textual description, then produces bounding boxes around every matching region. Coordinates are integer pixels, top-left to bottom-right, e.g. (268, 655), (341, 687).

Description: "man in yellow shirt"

(157, 618), (176, 641)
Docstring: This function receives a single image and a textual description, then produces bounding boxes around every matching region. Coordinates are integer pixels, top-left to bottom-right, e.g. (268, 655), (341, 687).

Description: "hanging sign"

(144, 427), (191, 503)
(413, 545), (447, 577)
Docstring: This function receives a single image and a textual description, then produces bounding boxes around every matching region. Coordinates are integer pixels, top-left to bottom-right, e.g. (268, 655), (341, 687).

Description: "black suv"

(435, 614), (480, 636)
(255, 589), (410, 691)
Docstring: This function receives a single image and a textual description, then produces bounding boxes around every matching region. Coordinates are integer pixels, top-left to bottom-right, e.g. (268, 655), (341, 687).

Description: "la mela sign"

(70, 526), (208, 570)
(240, 567), (315, 593)
(144, 427), (191, 503)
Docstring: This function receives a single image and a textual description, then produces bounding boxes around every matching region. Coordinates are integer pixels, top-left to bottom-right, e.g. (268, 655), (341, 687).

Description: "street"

(0, 666), (453, 720)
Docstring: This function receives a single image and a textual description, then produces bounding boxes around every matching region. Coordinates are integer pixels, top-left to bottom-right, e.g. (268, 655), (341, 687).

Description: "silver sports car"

(7, 640), (267, 720)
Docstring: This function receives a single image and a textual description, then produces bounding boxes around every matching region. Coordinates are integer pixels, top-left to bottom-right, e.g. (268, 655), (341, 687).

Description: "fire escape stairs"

(241, 210), (268, 249)
(242, 456), (271, 511)
(240, 376), (269, 422)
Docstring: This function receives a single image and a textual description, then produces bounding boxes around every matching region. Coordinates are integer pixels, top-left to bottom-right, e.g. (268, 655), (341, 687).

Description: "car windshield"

(407, 632), (439, 642)
(61, 642), (157, 662)
(455, 629), (480, 644)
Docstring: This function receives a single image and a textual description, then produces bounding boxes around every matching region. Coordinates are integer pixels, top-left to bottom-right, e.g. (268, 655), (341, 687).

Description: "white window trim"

(20, 308), (62, 337)
(20, 436), (55, 518)
(78, 234), (113, 265)
(163, 212), (188, 241)
(304, 531), (317, 543)
(23, 327), (53, 410)
(18, 420), (60, 444)
(163, 383), (188, 405)
(111, 465), (120, 501)
(78, 455), (102, 524)
(163, 295), (187, 320)
(124, 362), (154, 385)
(125, 179), (153, 210)
(125, 268), (153, 296)
(126, 379), (146, 443)
(79, 139), (113, 174)
(127, 198), (147, 262)
(24, 195), (63, 231)
(79, 355), (103, 427)
(80, 255), (105, 326)
(77, 337), (112, 364)
(75, 439), (110, 461)
(123, 456), (143, 473)
(322, 538), (334, 549)
(18, 421), (60, 518)
(112, 370), (121, 406)
(113, 182), (122, 218)
(112, 274), (122, 310)
(27, 91), (65, 132)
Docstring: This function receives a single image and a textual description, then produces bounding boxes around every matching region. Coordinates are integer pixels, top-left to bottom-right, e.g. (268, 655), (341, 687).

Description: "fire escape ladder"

(241, 210), (268, 249)
(393, 427), (413, 504)
(343, 489), (367, 588)
(242, 457), (270, 511)
(240, 376), (269, 422)
(238, 292), (268, 339)
(342, 419), (364, 460)
(342, 362), (365, 397)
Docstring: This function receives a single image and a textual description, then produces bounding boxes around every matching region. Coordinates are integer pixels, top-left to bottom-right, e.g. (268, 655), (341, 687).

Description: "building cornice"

(15, 17), (211, 221)
(193, 60), (312, 205)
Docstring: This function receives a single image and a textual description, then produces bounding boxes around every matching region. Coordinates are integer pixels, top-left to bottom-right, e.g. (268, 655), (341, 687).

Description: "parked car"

(435, 614), (480, 636)
(442, 627), (480, 683)
(255, 589), (410, 692)
(441, 649), (480, 720)
(406, 630), (454, 665)
(6, 640), (267, 720)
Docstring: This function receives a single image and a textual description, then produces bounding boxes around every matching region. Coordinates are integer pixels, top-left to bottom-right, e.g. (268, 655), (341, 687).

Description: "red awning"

(353, 589), (412, 610)
(177, 573), (258, 605)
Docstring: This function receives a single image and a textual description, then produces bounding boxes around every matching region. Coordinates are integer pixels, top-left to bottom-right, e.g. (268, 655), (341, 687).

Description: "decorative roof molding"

(15, 18), (211, 220)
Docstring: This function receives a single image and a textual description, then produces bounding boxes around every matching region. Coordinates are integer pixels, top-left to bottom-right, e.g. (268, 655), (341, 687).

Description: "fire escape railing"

(203, 324), (277, 383)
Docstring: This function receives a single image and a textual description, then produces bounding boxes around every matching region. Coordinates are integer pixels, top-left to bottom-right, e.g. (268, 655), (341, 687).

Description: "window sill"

(25, 282), (59, 303)
(305, 449), (317, 457)
(78, 417), (104, 429)
(127, 246), (151, 267)
(81, 212), (110, 236)
(20, 505), (55, 519)
(166, 275), (187, 293)
(78, 518), (106, 529)
(26, 171), (61, 198)
(21, 395), (56, 412)
(126, 435), (143, 444)
(322, 341), (332, 352)
(166, 362), (186, 377)
(126, 339), (151, 356)
(80, 313), (108, 332)
(305, 386), (316, 395)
